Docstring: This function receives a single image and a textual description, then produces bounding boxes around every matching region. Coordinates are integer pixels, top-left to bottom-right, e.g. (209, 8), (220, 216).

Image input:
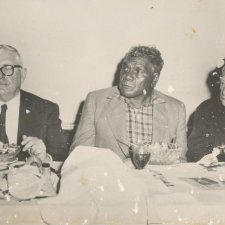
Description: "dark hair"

(124, 46), (164, 73)
(207, 59), (225, 99)
(207, 59), (225, 87)
(211, 59), (225, 78)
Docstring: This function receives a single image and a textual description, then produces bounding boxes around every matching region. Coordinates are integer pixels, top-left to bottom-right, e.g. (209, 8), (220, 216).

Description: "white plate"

(0, 158), (18, 166)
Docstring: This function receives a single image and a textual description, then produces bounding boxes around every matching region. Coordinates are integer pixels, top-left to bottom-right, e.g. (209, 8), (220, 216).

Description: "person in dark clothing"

(187, 59), (225, 162)
(0, 44), (66, 161)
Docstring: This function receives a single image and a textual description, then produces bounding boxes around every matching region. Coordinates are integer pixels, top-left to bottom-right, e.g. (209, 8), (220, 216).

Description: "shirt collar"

(151, 92), (165, 104)
(0, 92), (21, 108)
(109, 87), (165, 107)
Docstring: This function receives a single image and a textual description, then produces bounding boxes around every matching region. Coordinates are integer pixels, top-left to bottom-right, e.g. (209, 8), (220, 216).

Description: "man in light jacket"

(70, 46), (187, 164)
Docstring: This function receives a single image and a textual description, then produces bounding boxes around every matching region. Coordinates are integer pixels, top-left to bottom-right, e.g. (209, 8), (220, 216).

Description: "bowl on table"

(0, 143), (21, 163)
(129, 145), (151, 169)
(147, 142), (182, 165)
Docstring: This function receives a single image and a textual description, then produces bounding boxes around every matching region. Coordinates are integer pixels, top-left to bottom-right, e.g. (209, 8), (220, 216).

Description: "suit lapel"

(152, 102), (168, 143)
(17, 91), (41, 144)
(105, 92), (129, 157)
(104, 89), (169, 155)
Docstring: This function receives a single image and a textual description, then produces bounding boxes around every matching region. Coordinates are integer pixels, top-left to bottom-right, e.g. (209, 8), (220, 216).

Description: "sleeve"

(69, 93), (96, 153)
(187, 107), (213, 162)
(176, 102), (188, 162)
(45, 103), (67, 161)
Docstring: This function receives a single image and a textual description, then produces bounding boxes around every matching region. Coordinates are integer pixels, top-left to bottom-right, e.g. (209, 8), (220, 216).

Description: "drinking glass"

(129, 145), (151, 169)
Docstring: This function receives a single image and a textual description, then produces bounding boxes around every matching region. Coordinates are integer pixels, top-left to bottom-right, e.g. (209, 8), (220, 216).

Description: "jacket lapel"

(105, 91), (129, 157)
(152, 96), (168, 143)
(17, 91), (41, 144)
(104, 89), (169, 155)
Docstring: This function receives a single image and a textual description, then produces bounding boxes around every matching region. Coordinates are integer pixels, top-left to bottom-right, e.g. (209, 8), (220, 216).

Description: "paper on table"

(180, 177), (225, 190)
(147, 163), (213, 178)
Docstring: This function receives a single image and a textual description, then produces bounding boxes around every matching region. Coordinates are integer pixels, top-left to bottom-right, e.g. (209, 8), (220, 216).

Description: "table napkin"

(38, 146), (150, 225)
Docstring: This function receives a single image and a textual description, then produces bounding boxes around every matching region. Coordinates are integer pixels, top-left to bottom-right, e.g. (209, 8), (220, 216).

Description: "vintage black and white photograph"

(0, 0), (225, 224)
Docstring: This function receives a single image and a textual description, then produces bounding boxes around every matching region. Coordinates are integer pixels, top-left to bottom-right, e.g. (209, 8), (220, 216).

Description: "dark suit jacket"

(70, 87), (187, 161)
(187, 98), (225, 162)
(17, 90), (67, 161)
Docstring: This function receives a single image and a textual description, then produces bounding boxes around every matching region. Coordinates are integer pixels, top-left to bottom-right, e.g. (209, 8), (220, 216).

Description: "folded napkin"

(197, 147), (221, 167)
(5, 164), (58, 201)
(38, 146), (150, 225)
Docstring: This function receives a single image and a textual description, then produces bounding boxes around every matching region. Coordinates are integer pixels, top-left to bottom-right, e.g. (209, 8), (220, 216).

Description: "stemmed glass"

(129, 143), (151, 169)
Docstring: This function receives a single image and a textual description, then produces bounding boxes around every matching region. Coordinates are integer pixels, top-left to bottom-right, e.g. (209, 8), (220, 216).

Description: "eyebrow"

(126, 63), (145, 68)
(0, 64), (22, 67)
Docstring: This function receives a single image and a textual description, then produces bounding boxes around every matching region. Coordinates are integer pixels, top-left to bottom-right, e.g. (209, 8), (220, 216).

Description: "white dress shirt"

(0, 92), (20, 144)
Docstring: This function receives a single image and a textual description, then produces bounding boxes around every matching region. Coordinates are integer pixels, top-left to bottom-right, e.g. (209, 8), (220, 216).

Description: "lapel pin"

(26, 109), (31, 114)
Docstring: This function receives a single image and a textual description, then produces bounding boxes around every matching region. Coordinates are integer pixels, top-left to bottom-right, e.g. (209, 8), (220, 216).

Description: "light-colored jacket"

(70, 87), (187, 160)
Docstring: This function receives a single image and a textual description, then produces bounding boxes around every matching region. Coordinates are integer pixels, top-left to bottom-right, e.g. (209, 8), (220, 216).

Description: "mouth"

(123, 84), (132, 87)
(121, 84), (135, 92)
(122, 81), (135, 88)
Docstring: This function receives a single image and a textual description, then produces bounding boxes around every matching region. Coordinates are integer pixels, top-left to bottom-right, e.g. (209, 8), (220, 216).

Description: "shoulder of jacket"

(196, 98), (217, 112)
(154, 89), (185, 107)
(87, 87), (117, 98)
(21, 90), (58, 108)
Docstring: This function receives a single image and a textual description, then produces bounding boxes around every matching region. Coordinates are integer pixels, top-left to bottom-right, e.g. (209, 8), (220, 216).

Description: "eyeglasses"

(0, 65), (22, 78)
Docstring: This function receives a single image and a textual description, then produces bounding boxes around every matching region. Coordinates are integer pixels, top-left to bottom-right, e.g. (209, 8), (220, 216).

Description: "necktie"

(0, 104), (9, 144)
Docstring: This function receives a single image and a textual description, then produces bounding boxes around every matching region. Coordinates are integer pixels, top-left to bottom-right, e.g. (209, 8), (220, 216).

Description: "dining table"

(0, 161), (63, 225)
(146, 162), (225, 225)
(1, 159), (225, 225)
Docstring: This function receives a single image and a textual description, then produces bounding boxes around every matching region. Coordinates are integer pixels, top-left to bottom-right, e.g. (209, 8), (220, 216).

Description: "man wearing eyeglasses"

(0, 45), (66, 161)
(70, 46), (187, 164)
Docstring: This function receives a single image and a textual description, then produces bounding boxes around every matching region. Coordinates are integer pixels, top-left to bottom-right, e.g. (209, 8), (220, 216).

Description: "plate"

(0, 158), (18, 166)
(0, 145), (21, 163)
(0, 159), (20, 172)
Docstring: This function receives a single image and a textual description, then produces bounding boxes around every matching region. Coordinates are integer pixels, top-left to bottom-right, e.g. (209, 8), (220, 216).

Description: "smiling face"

(0, 47), (26, 102)
(118, 57), (159, 99)
(220, 66), (225, 106)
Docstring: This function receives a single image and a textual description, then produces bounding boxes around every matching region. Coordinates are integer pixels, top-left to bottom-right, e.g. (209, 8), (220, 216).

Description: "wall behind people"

(0, 0), (225, 129)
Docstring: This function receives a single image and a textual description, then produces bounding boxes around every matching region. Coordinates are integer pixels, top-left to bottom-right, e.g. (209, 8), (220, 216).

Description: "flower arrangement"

(146, 142), (182, 165)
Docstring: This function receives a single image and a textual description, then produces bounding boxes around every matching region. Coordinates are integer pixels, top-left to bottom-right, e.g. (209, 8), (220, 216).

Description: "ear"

(21, 68), (27, 84)
(222, 66), (225, 77)
(151, 72), (159, 87)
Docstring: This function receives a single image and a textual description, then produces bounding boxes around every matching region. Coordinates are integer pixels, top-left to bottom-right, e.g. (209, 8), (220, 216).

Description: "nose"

(0, 73), (7, 80)
(221, 86), (225, 96)
(124, 71), (136, 81)
(0, 71), (5, 80)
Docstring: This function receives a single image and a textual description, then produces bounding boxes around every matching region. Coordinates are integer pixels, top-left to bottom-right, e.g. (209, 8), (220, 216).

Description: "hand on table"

(197, 147), (221, 167)
(21, 135), (47, 162)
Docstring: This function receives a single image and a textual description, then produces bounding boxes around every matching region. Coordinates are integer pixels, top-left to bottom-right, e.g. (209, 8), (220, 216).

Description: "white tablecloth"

(146, 163), (225, 225)
(1, 148), (225, 225)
